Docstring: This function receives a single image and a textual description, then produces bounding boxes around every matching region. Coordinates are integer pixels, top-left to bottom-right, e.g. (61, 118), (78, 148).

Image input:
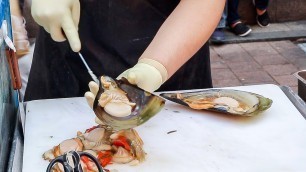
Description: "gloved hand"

(31, 0), (81, 52)
(84, 81), (104, 124)
(85, 81), (99, 109)
(85, 58), (168, 118)
(117, 58), (168, 92)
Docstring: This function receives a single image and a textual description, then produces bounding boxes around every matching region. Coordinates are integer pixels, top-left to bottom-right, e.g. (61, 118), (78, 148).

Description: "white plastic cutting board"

(23, 84), (306, 172)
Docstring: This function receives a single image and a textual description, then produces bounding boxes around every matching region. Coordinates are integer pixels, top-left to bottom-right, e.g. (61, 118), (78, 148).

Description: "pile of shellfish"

(43, 125), (145, 171)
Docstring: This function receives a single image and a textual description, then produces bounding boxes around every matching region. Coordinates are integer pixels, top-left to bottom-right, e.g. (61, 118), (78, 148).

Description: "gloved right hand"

(31, 0), (81, 52)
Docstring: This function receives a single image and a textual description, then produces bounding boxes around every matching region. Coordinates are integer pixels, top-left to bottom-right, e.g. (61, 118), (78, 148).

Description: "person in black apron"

(24, 0), (225, 101)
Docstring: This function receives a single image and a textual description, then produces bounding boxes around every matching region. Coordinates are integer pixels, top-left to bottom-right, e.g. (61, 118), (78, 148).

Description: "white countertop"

(23, 84), (306, 172)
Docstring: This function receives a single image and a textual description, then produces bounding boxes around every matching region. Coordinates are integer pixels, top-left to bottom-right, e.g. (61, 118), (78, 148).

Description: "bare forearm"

(139, 0), (225, 78)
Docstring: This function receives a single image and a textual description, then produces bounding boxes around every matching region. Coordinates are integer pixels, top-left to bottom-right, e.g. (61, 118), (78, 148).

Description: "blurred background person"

(227, 0), (270, 37)
(210, 1), (228, 43)
(253, 0), (270, 27)
(10, 0), (35, 100)
(10, 0), (30, 57)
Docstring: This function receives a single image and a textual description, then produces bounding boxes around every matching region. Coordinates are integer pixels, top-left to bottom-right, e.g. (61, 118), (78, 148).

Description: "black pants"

(227, 0), (269, 25)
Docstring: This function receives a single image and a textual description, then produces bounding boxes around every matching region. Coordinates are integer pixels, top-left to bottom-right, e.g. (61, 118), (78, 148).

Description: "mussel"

(93, 76), (165, 130)
(160, 89), (272, 116)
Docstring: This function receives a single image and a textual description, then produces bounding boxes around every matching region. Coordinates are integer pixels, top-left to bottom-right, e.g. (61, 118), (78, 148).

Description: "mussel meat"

(160, 89), (272, 116)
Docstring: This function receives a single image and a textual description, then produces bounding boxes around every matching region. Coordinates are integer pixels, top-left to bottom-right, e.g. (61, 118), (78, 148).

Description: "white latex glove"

(85, 81), (99, 109)
(117, 58), (168, 92)
(85, 81), (103, 124)
(31, 0), (81, 52)
(85, 58), (168, 108)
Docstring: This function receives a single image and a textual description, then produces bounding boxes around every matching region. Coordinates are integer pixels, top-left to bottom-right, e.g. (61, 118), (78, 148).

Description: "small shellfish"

(110, 128), (145, 163)
(42, 138), (83, 161)
(112, 147), (135, 164)
(160, 89), (272, 116)
(77, 125), (113, 151)
(43, 125), (147, 169)
(93, 76), (165, 130)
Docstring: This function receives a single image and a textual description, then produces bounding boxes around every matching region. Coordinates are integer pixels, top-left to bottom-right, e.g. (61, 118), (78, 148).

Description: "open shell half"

(160, 89), (272, 116)
(93, 76), (165, 130)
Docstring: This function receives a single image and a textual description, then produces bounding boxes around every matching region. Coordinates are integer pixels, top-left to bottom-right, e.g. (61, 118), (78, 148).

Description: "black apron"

(24, 0), (212, 101)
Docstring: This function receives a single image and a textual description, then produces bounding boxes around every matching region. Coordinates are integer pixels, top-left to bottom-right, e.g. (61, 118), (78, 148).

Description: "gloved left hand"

(117, 58), (168, 92)
(85, 59), (167, 123)
(85, 58), (168, 109)
(85, 81), (105, 124)
(85, 81), (99, 109)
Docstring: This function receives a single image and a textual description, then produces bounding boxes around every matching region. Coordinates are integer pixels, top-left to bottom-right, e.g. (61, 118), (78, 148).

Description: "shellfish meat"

(43, 125), (146, 170)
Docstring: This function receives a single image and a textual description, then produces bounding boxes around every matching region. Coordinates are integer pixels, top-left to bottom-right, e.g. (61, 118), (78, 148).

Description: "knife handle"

(6, 48), (22, 90)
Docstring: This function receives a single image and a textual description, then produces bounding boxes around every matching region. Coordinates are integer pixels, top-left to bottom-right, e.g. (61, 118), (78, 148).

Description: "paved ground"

(212, 20), (306, 44)
(210, 40), (306, 93)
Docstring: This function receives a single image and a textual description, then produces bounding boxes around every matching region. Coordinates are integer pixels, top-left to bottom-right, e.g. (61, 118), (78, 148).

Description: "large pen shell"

(93, 76), (165, 130)
(160, 89), (272, 116)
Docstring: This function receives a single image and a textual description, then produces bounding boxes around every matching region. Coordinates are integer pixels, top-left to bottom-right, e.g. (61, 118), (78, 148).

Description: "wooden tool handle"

(6, 48), (22, 90)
